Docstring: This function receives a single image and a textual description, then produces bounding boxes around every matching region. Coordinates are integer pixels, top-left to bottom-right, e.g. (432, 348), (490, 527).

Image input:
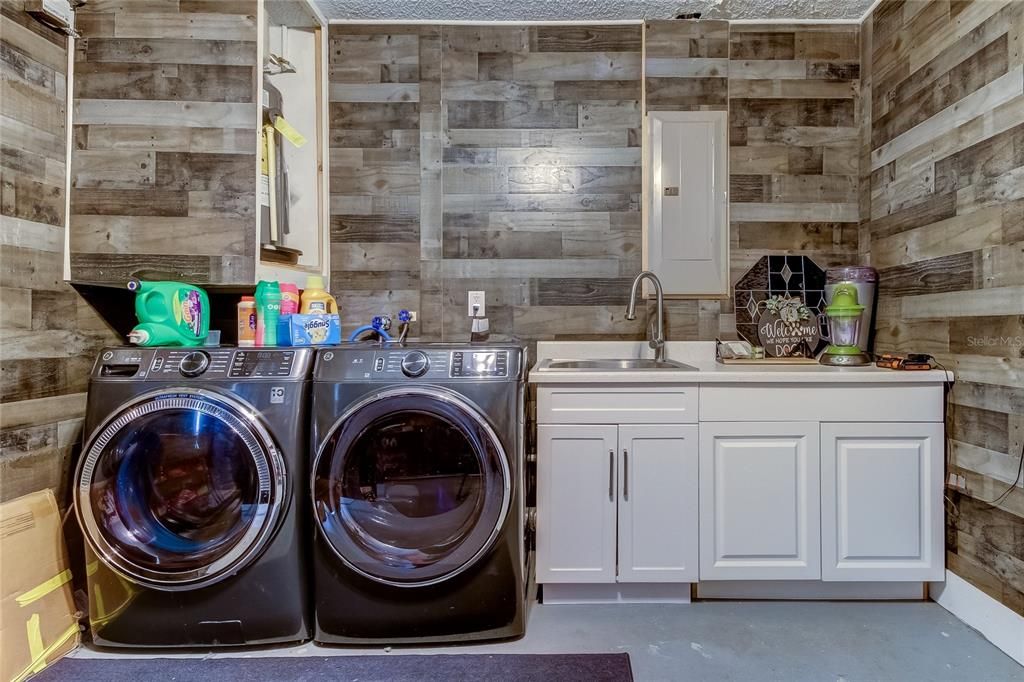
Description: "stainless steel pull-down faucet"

(624, 271), (666, 362)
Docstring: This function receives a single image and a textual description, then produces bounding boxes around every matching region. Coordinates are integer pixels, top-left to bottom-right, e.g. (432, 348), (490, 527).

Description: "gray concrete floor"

(74, 602), (1023, 681)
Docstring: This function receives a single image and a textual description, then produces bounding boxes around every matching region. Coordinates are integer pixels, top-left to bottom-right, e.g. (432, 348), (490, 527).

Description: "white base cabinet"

(534, 377), (948, 600)
(699, 423), (821, 580)
(820, 422), (945, 582)
(698, 420), (945, 583)
(536, 423), (698, 586)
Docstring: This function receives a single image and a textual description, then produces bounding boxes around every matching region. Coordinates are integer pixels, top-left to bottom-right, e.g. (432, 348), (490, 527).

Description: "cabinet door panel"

(699, 422), (820, 580)
(821, 422), (944, 581)
(536, 425), (618, 583)
(618, 424), (698, 583)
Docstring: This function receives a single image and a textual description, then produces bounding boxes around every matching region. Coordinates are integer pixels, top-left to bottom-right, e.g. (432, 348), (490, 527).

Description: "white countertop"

(529, 342), (953, 384)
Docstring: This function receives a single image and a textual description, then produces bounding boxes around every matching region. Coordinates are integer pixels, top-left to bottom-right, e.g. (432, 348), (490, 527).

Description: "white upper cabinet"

(258, 0), (330, 284)
(646, 111), (729, 297)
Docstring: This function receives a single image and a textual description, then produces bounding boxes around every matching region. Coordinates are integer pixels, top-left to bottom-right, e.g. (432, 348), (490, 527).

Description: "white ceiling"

(314, 0), (874, 22)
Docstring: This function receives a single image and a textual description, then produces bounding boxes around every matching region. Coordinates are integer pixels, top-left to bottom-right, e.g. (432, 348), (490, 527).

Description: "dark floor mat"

(34, 653), (634, 681)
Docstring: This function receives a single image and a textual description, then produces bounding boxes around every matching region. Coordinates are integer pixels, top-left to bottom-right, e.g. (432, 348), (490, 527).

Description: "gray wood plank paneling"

(68, 0), (258, 284)
(330, 24), (646, 346)
(861, 0), (1024, 618)
(1, 1), (120, 502)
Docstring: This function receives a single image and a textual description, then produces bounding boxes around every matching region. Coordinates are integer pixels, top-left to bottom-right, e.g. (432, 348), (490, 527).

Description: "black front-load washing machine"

(310, 344), (527, 644)
(73, 347), (313, 648)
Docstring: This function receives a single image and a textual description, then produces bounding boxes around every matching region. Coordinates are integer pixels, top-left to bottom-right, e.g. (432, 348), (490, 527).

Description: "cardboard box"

(1, 490), (79, 682)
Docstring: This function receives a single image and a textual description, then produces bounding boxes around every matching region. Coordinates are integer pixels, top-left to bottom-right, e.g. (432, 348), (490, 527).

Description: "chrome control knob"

(401, 351), (429, 377)
(179, 351), (210, 377)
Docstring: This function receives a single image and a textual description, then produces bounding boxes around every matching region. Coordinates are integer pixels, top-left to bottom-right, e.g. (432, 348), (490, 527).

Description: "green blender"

(819, 284), (871, 366)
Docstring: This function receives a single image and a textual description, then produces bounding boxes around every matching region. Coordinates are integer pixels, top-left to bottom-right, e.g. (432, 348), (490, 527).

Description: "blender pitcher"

(819, 285), (871, 367)
(825, 266), (877, 354)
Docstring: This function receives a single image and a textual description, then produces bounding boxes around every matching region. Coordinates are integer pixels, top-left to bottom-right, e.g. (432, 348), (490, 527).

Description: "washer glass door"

(76, 390), (284, 590)
(313, 387), (510, 586)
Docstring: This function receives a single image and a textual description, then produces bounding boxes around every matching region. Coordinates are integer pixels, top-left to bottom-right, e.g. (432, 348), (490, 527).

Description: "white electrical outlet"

(468, 291), (485, 317)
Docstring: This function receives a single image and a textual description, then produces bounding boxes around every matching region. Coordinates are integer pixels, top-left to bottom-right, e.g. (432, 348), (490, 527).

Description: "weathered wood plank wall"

(727, 22), (861, 286)
(329, 24), (651, 344)
(328, 25), (426, 333)
(860, 0), (1024, 616)
(642, 20), (861, 337)
(329, 21), (863, 348)
(0, 0), (118, 503)
(69, 0), (259, 284)
(645, 20), (728, 113)
(440, 25), (646, 342)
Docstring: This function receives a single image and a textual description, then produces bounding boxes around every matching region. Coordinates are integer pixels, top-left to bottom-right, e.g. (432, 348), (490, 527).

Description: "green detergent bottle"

(254, 280), (281, 346)
(127, 279), (210, 347)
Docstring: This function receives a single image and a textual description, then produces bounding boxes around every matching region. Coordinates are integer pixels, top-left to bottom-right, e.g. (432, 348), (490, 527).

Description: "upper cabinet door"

(536, 424), (618, 584)
(617, 424), (699, 583)
(258, 0), (331, 283)
(699, 422), (821, 581)
(821, 422), (945, 582)
(647, 111), (729, 296)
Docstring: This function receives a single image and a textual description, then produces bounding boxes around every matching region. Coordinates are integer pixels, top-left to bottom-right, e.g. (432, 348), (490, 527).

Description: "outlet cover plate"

(468, 290), (485, 317)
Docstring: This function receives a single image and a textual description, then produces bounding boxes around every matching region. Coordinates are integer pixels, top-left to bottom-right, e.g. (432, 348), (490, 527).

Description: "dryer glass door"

(313, 387), (511, 587)
(76, 390), (285, 590)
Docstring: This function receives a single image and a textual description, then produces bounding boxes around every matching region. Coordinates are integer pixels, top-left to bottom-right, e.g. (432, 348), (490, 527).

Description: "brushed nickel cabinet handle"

(623, 449), (629, 500)
(609, 449), (614, 501)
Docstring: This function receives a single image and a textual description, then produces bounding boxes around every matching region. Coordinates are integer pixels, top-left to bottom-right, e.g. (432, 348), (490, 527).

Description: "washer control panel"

(321, 346), (521, 382)
(152, 349), (233, 378)
(93, 347), (311, 380)
(229, 350), (295, 378)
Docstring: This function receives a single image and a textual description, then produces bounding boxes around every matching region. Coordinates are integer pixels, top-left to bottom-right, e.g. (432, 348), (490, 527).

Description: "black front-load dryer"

(310, 344), (527, 644)
(73, 347), (314, 648)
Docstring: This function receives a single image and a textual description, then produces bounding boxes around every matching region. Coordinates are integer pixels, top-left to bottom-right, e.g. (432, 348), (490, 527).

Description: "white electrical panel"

(26, 0), (76, 34)
(647, 110), (729, 296)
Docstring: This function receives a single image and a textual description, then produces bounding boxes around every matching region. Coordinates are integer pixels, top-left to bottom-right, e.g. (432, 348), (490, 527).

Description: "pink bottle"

(280, 283), (300, 316)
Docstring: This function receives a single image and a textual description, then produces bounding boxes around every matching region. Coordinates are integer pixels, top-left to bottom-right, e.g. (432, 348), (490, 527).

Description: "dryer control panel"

(450, 350), (508, 378)
(92, 347), (314, 381)
(318, 345), (524, 382)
